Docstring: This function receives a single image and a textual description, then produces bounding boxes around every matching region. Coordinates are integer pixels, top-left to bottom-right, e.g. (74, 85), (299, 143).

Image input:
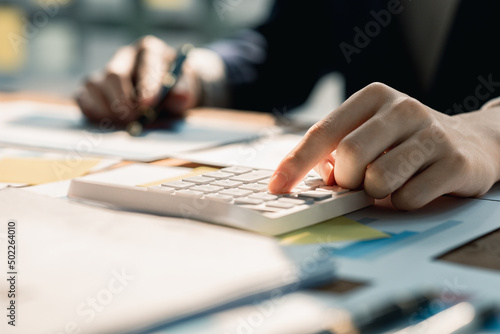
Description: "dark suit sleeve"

(208, 0), (339, 112)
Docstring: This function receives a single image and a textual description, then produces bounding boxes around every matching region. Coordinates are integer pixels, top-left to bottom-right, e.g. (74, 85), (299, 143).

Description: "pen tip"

(126, 122), (143, 137)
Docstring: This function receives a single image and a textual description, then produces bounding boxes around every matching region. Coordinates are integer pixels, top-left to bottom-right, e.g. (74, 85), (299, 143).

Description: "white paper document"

(24, 163), (189, 198)
(0, 102), (265, 162)
(0, 188), (334, 334)
(174, 133), (314, 171)
(78, 163), (191, 187)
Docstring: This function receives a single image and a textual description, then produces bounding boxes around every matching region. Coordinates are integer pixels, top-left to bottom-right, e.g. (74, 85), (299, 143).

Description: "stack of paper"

(0, 102), (269, 161)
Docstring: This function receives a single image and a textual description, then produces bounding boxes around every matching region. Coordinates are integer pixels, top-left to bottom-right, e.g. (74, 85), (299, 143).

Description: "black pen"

(126, 43), (194, 136)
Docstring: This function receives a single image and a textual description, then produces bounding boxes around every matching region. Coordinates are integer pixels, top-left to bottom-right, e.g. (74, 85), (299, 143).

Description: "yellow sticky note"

(0, 158), (100, 185)
(0, 6), (25, 71)
(278, 216), (389, 245)
(144, 0), (188, 10)
(139, 166), (218, 187)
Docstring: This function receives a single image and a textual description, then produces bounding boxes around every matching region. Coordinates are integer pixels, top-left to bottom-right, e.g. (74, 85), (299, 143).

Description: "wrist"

(181, 63), (203, 108)
(185, 48), (229, 108)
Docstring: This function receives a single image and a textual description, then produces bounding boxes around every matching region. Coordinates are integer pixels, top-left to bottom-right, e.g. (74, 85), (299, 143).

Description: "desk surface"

(1, 91), (499, 270)
(0, 92), (499, 333)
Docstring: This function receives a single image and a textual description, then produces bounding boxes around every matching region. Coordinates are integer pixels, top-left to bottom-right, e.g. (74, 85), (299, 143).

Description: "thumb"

(314, 151), (337, 186)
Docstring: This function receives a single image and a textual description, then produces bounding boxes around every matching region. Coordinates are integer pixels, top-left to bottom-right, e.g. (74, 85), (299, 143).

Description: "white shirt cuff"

(186, 48), (229, 108)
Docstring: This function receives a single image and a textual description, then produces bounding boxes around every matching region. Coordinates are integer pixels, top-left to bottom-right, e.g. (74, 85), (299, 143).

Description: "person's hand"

(268, 82), (500, 210)
(76, 36), (201, 125)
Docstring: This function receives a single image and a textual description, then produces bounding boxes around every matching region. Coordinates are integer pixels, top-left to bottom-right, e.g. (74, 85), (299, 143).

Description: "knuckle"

(391, 188), (422, 211)
(306, 121), (331, 142)
(428, 121), (449, 144)
(365, 162), (387, 183)
(83, 74), (98, 86)
(423, 122), (444, 138)
(84, 72), (104, 89)
(363, 82), (390, 96)
(84, 79), (98, 91)
(414, 125), (435, 145)
(448, 149), (470, 174)
(336, 136), (363, 161)
(103, 70), (121, 85)
(391, 97), (422, 118)
(364, 163), (392, 198)
(118, 45), (135, 55)
(137, 35), (162, 50)
(367, 116), (386, 135)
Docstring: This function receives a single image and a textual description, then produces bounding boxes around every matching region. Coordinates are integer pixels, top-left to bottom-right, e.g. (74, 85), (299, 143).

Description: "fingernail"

(269, 171), (288, 193)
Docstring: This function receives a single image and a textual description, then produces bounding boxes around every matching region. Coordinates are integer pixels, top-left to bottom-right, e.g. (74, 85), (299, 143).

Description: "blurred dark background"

(0, 0), (273, 97)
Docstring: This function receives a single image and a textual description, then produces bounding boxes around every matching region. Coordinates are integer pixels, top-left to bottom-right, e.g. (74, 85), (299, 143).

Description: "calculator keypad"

(148, 167), (350, 213)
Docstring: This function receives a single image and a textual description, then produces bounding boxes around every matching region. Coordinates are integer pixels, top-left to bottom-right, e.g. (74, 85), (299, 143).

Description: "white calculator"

(68, 166), (373, 235)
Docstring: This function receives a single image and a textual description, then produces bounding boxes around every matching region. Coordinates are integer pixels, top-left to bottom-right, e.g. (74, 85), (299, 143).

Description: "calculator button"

(175, 190), (204, 198)
(162, 181), (193, 189)
(235, 197), (264, 205)
(190, 185), (223, 193)
(249, 193), (278, 201)
(202, 171), (234, 179)
(294, 182), (314, 191)
(205, 194), (233, 202)
(221, 166), (253, 174)
(147, 185), (175, 193)
(278, 198), (309, 205)
(238, 184), (268, 192)
(286, 188), (304, 195)
(304, 177), (326, 188)
(211, 180), (243, 188)
(183, 176), (215, 184)
(257, 178), (272, 185)
(230, 170), (274, 183)
(317, 186), (350, 194)
(266, 201), (295, 209)
(297, 191), (332, 200)
(219, 189), (254, 197)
